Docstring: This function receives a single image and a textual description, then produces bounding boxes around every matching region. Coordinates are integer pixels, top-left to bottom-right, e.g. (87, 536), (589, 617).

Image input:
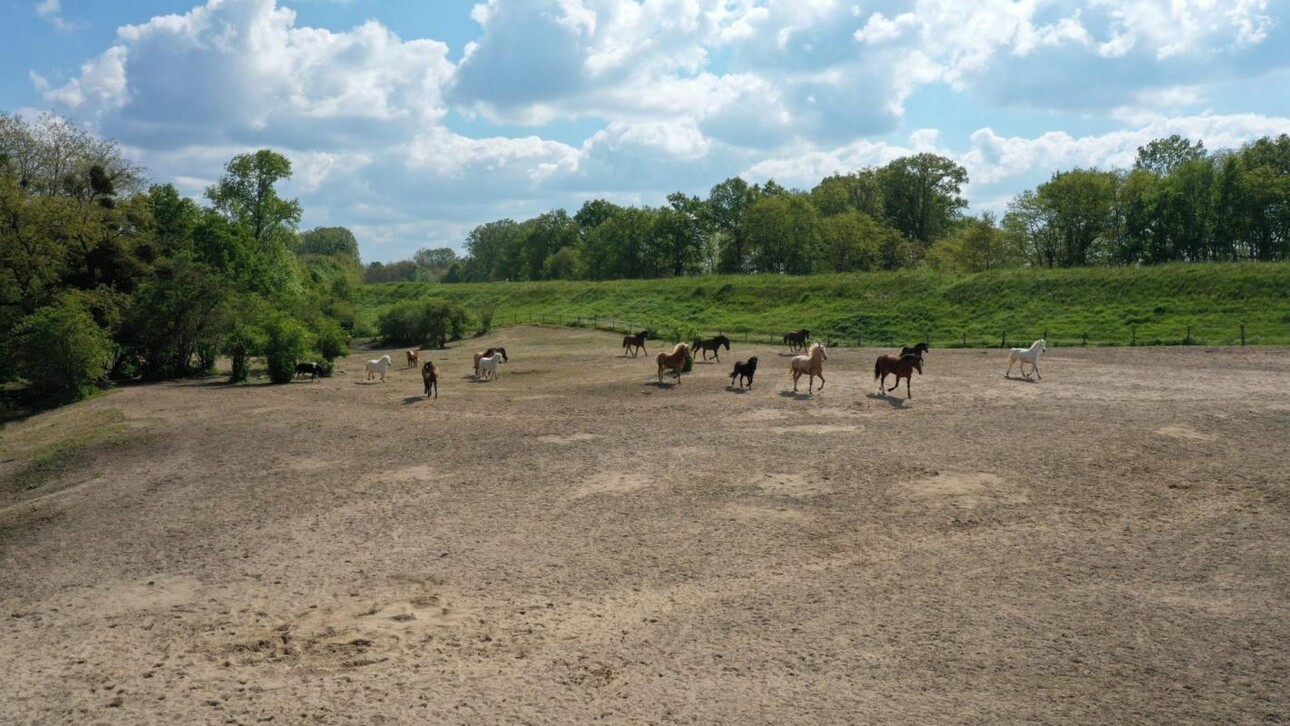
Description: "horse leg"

(1032, 362), (1041, 379)
(906, 375), (913, 399)
(817, 372), (824, 390)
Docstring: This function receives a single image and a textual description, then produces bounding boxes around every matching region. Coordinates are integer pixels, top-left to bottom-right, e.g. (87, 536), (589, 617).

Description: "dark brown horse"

(656, 343), (689, 383)
(692, 334), (731, 362)
(874, 354), (923, 399)
(783, 328), (810, 353)
(422, 360), (439, 398)
(900, 342), (929, 360)
(730, 356), (758, 389)
(622, 331), (649, 357)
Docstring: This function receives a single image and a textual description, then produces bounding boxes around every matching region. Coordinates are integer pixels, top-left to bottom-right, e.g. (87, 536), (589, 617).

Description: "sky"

(3, 0), (1289, 263)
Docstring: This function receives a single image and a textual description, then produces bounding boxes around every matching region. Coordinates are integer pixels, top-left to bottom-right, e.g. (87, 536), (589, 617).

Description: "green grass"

(1, 407), (128, 495)
(357, 262), (1290, 347)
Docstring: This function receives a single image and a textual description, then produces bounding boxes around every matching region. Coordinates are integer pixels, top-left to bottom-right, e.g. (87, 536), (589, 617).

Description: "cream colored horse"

(1005, 338), (1047, 379)
(790, 343), (828, 393)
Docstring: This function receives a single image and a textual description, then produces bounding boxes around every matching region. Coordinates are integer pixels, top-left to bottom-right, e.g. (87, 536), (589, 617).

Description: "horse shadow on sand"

(724, 385), (751, 394)
(645, 380), (680, 389)
(866, 392), (909, 409)
(1002, 374), (1040, 384)
(778, 390), (815, 400)
(401, 395), (428, 405)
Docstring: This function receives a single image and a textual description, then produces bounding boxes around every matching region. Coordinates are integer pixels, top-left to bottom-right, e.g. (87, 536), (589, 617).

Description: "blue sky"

(3, 0), (1289, 262)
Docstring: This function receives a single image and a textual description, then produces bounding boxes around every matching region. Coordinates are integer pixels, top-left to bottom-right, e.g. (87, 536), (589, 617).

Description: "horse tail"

(874, 357), (881, 380)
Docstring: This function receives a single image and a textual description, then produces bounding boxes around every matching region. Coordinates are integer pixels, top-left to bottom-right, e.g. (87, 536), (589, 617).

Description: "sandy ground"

(1, 326), (1287, 725)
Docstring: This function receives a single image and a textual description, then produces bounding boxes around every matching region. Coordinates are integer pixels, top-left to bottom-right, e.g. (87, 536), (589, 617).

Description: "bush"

(262, 315), (314, 384)
(312, 317), (350, 362)
(377, 300), (470, 348)
(7, 296), (112, 401)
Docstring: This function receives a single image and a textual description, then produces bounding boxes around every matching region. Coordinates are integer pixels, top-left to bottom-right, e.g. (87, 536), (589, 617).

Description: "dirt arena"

(2, 326), (1287, 724)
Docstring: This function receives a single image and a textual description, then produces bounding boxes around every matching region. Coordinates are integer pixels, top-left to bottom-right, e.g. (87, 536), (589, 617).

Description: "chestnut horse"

(875, 353), (923, 399)
(656, 343), (690, 383)
(622, 331), (649, 357)
(789, 343), (827, 393)
(406, 349), (419, 367)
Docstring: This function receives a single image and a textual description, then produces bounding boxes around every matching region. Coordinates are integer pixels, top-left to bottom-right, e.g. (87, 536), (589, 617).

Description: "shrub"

(7, 296), (112, 401)
(312, 317), (350, 362)
(377, 300), (470, 348)
(262, 315), (314, 384)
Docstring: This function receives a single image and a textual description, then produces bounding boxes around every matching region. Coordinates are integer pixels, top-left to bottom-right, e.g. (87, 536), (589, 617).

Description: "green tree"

(297, 226), (361, 266)
(1134, 135), (1206, 176)
(743, 195), (821, 274)
(205, 149), (302, 296)
(262, 314), (314, 384)
(878, 153), (968, 249)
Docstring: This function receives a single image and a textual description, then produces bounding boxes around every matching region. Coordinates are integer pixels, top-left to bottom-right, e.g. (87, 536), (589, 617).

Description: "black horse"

(899, 342), (930, 360)
(622, 331), (649, 357)
(729, 356), (758, 389)
(692, 334), (731, 362)
(422, 360), (439, 399)
(783, 328), (810, 353)
(294, 361), (323, 381)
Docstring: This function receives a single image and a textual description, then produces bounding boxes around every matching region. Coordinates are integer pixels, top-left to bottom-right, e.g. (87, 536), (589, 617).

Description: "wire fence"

(491, 312), (1279, 349)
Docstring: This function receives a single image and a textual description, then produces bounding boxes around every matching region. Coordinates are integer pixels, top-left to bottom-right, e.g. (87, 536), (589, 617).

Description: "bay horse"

(900, 342), (929, 360)
(730, 356), (758, 389)
(875, 353), (923, 399)
(622, 331), (649, 357)
(1006, 338), (1047, 379)
(789, 343), (827, 393)
(421, 360), (439, 398)
(692, 334), (730, 362)
(473, 346), (509, 377)
(656, 343), (689, 383)
(406, 349), (420, 367)
(364, 354), (393, 382)
(783, 328), (810, 353)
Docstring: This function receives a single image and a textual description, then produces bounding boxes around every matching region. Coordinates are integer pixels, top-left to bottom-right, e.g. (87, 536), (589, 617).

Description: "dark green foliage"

(263, 315), (314, 385)
(376, 300), (470, 348)
(6, 295), (112, 401)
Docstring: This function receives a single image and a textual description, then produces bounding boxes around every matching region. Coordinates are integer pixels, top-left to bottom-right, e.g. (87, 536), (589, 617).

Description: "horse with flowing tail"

(900, 342), (929, 361)
(406, 349), (420, 368)
(365, 354), (393, 382)
(1005, 338), (1047, 379)
(789, 343), (827, 393)
(783, 329), (811, 353)
(730, 356), (758, 389)
(692, 334), (731, 362)
(421, 360), (439, 398)
(473, 346), (509, 377)
(875, 354), (923, 399)
(622, 331), (649, 357)
(478, 351), (504, 381)
(656, 343), (690, 383)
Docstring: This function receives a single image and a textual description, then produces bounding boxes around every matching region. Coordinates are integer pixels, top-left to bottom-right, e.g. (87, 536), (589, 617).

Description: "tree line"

(371, 133), (1287, 283)
(0, 113), (361, 403)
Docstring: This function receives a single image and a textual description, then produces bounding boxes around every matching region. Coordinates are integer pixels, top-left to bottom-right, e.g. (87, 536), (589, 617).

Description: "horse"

(692, 335), (731, 362)
(622, 331), (649, 357)
(875, 353), (923, 399)
(364, 354), (393, 382)
(730, 356), (758, 389)
(421, 360), (439, 398)
(900, 342), (929, 360)
(1006, 338), (1047, 379)
(789, 342), (827, 393)
(656, 343), (689, 383)
(405, 349), (419, 368)
(294, 361), (322, 381)
(473, 347), (509, 377)
(478, 351), (504, 381)
(783, 328), (811, 353)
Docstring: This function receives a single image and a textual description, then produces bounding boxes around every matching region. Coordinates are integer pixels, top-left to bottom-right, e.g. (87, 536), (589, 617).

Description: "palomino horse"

(783, 328), (811, 353)
(421, 360), (439, 398)
(473, 346), (509, 377)
(622, 331), (649, 357)
(364, 354), (393, 382)
(692, 334), (731, 362)
(730, 356), (758, 389)
(477, 351), (504, 381)
(1006, 338), (1047, 379)
(789, 343), (827, 393)
(900, 342), (929, 360)
(875, 354), (923, 399)
(406, 349), (420, 367)
(656, 343), (690, 383)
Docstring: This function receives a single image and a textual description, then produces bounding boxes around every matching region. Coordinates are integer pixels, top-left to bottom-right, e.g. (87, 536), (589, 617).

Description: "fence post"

(1186, 325), (1192, 345)
(1082, 332), (1087, 347)
(925, 330), (930, 345)
(1131, 326), (1137, 346)
(962, 332), (967, 347)
(1043, 329), (1048, 341)
(1001, 331), (1006, 348)
(1241, 323), (1246, 346)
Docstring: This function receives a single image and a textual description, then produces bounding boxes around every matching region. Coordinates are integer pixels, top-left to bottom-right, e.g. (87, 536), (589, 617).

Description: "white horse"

(1005, 339), (1047, 379)
(365, 354), (393, 382)
(477, 352), (504, 381)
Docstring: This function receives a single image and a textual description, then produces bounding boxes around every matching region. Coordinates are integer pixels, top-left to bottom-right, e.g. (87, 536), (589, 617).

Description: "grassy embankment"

(357, 262), (1290, 347)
